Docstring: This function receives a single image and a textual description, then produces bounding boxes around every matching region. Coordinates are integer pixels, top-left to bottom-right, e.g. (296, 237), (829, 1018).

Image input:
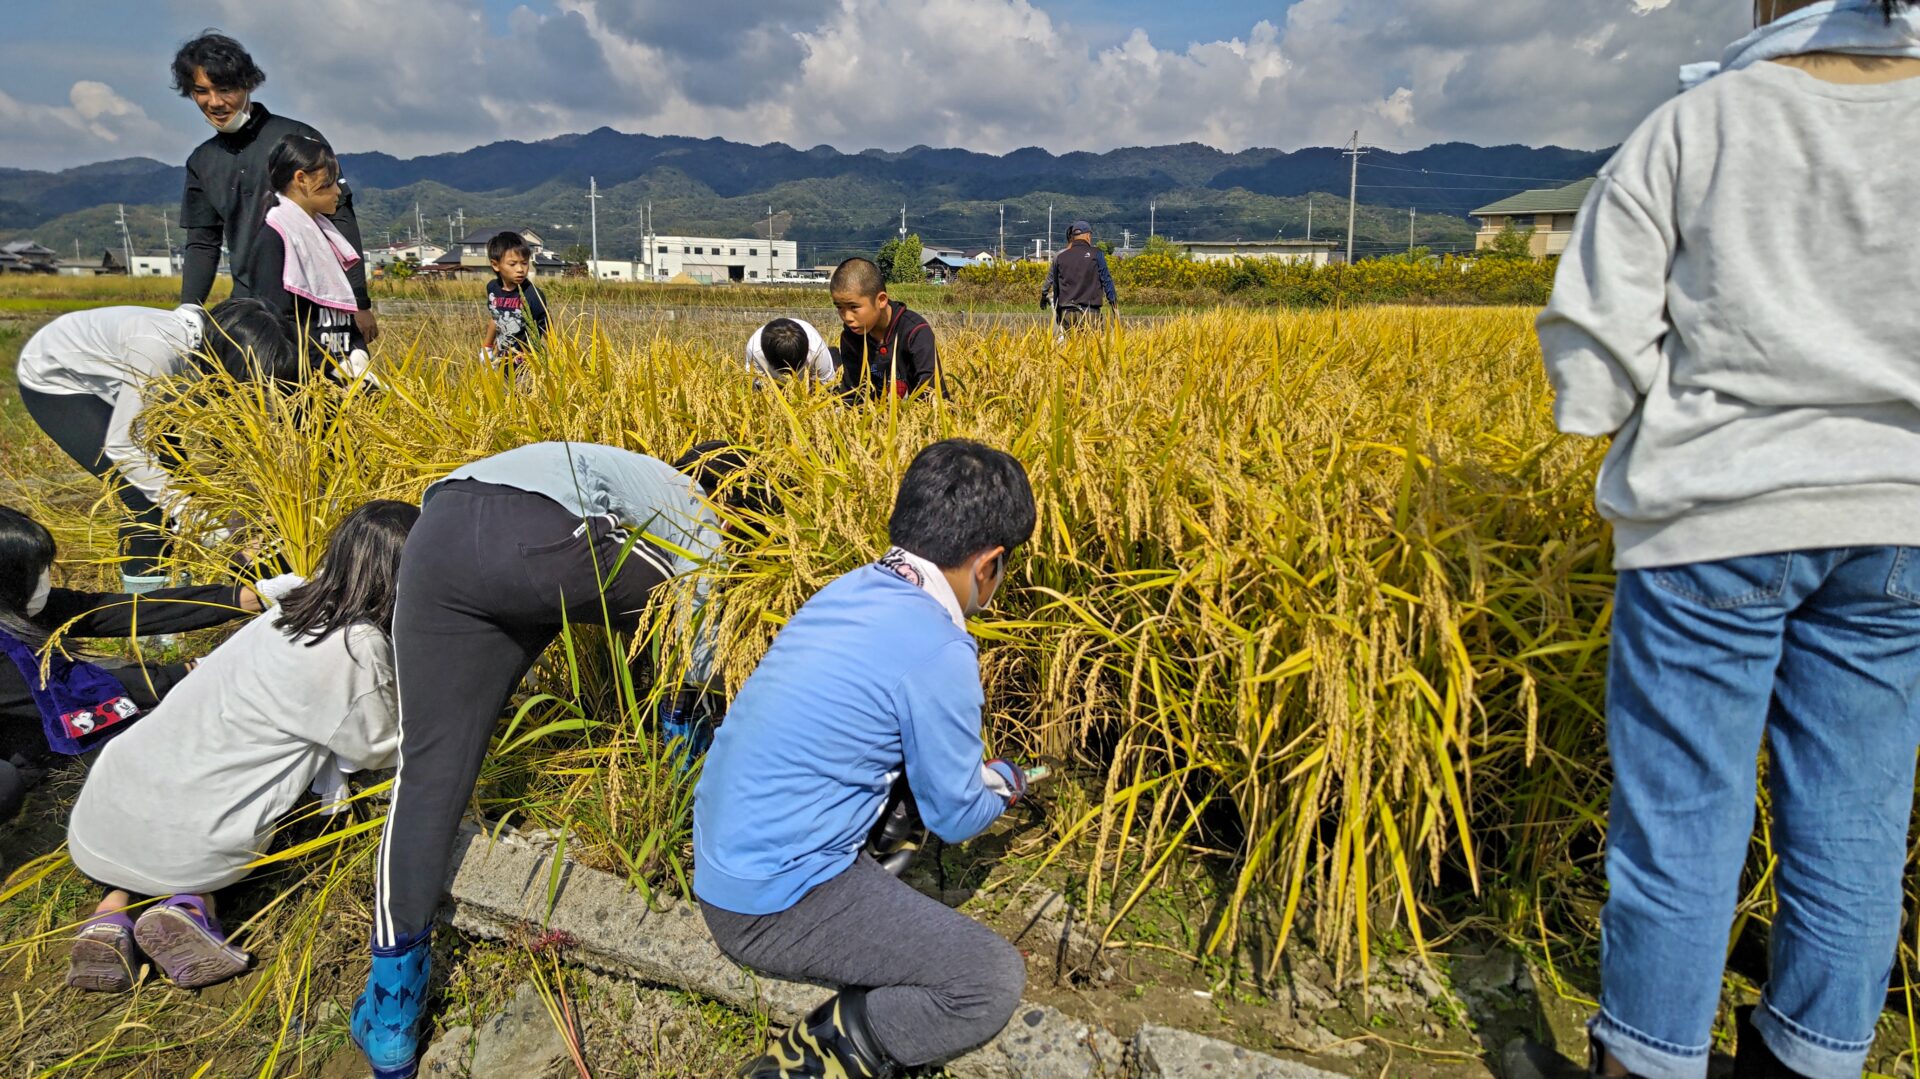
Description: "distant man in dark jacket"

(1041, 220), (1116, 334)
(170, 32), (379, 343)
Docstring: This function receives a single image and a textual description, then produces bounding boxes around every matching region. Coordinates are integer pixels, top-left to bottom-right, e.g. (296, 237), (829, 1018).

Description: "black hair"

(759, 318), (810, 374)
(673, 441), (783, 518)
(888, 439), (1035, 569)
(0, 505), (57, 647)
(266, 133), (337, 196)
(274, 500), (419, 645)
(1888, 0), (1911, 16)
(488, 231), (533, 263)
(830, 257), (884, 300)
(194, 297), (301, 384)
(171, 30), (266, 97)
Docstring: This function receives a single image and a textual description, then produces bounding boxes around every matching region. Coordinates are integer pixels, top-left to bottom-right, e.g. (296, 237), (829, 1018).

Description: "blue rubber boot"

(119, 572), (169, 595)
(656, 688), (717, 774)
(351, 928), (432, 1079)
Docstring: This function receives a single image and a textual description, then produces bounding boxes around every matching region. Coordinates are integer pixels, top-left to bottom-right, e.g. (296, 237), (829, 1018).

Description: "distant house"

(1177, 239), (1341, 267)
(0, 240), (59, 274)
(1471, 178), (1595, 257)
(922, 251), (986, 284)
(367, 240), (446, 268)
(57, 249), (129, 276)
(423, 227), (551, 277)
(130, 250), (180, 277)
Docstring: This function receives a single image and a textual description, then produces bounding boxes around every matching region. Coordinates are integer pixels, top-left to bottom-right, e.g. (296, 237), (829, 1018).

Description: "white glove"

(981, 762), (1013, 800)
(252, 573), (306, 607)
(338, 348), (374, 381)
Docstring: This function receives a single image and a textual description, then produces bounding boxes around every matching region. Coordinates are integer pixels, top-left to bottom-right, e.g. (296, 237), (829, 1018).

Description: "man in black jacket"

(171, 32), (380, 343)
(1041, 220), (1117, 335)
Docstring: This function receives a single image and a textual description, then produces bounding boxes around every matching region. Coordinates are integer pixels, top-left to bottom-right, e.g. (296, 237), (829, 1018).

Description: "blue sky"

(1, 1), (1748, 171)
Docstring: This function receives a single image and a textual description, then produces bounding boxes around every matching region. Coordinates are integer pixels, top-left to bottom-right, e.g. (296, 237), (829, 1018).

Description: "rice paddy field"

(1, 276), (1917, 1076)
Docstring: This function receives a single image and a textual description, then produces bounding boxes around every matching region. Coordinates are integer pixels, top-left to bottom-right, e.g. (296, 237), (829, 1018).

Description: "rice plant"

(17, 294), (1920, 1072)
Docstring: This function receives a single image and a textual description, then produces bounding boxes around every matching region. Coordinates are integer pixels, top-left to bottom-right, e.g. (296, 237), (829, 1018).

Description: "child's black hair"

(760, 318), (810, 374)
(1888, 0), (1912, 16)
(830, 258), (884, 300)
(488, 231), (533, 264)
(266, 133), (337, 196)
(0, 505), (57, 648)
(195, 297), (301, 384)
(673, 441), (783, 518)
(274, 500), (420, 644)
(888, 439), (1035, 569)
(170, 30), (266, 97)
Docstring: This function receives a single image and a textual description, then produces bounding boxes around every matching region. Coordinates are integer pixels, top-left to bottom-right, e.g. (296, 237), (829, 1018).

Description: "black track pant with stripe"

(373, 480), (671, 946)
(19, 387), (170, 576)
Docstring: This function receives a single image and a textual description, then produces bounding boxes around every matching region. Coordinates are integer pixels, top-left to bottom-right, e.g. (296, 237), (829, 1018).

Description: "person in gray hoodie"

(1536, 3), (1920, 1077)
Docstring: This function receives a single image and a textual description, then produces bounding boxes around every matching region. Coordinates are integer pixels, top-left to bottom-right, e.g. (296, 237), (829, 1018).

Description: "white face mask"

(962, 551), (1002, 616)
(25, 568), (51, 618)
(210, 96), (252, 134)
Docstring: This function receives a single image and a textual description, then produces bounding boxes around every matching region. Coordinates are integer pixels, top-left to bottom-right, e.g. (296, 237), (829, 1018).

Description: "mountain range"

(0, 128), (1614, 266)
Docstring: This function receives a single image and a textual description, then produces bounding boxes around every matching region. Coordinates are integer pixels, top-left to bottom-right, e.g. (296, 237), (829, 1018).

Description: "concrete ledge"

(441, 824), (1122, 1077)
(1135, 1025), (1348, 1079)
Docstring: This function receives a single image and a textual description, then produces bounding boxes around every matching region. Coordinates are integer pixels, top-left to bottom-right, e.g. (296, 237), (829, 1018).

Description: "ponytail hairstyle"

(672, 441), (783, 519)
(266, 133), (337, 198)
(274, 500), (419, 645)
(0, 505), (58, 648)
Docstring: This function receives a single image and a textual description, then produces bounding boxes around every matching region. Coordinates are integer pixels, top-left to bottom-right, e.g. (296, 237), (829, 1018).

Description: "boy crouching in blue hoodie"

(693, 438), (1036, 1078)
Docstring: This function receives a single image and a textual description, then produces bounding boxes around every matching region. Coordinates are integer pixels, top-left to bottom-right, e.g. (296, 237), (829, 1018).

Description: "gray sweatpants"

(701, 853), (1026, 1066)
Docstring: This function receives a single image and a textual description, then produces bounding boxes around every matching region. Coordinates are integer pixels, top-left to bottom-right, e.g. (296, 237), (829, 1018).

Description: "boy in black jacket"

(831, 258), (944, 400)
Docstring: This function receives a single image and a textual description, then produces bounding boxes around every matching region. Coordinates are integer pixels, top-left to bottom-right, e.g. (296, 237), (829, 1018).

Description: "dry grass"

(7, 293), (1920, 1074)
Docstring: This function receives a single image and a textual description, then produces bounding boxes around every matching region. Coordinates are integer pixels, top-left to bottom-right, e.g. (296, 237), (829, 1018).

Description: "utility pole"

(1122, 228), (1131, 252)
(768, 205), (775, 279)
(1047, 204), (1054, 257)
(998, 204), (1005, 260)
(1307, 194), (1314, 242)
(115, 204), (133, 273)
(587, 176), (602, 274)
(1344, 131), (1366, 266)
(1408, 207), (1417, 254)
(899, 205), (907, 241)
(1149, 198), (1156, 240)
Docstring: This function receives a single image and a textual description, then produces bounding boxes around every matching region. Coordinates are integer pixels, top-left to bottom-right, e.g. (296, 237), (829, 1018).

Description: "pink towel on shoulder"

(263, 194), (360, 312)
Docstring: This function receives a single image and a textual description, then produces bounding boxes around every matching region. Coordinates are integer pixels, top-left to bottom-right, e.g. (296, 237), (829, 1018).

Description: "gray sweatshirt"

(1537, 61), (1920, 570)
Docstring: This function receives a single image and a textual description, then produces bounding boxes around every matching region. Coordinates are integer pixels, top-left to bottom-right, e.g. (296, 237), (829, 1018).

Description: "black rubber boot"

(1734, 1005), (1810, 1079)
(738, 989), (896, 1079)
(863, 776), (926, 877)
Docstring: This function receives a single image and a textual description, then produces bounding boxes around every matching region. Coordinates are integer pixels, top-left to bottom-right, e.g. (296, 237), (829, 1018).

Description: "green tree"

(561, 243), (592, 270)
(387, 256), (417, 282)
(889, 234), (927, 284)
(876, 237), (900, 283)
(1483, 225), (1537, 261)
(1140, 234), (1184, 259)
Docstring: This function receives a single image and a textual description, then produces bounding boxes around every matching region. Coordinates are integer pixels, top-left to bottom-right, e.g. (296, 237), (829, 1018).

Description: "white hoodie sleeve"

(1535, 171), (1678, 438)
(99, 383), (175, 509)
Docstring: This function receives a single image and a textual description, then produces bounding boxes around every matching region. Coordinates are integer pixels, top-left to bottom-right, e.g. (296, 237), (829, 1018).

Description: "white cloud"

(11, 0), (1758, 168)
(0, 81), (173, 170)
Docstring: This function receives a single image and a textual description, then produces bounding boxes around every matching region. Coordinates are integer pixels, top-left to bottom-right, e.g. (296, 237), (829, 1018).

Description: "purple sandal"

(132, 895), (250, 989)
(67, 910), (139, 993)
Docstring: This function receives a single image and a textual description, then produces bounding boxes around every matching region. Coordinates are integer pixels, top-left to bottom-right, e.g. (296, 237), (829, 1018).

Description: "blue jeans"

(1597, 548), (1920, 1079)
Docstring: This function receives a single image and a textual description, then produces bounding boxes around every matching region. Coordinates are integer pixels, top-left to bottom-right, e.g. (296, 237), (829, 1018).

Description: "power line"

(1361, 161), (1590, 184)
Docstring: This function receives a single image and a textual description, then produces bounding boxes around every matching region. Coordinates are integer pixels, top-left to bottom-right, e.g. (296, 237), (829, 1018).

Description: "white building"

(368, 240), (447, 268)
(1178, 239), (1340, 267)
(596, 235), (798, 283)
(130, 251), (181, 277)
